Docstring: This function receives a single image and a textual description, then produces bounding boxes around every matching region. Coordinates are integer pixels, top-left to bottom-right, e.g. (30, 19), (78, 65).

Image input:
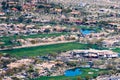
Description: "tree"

(1, 1), (9, 10)
(44, 29), (50, 33)
(85, 75), (91, 80)
(49, 53), (57, 58)
(66, 61), (77, 67)
(77, 76), (82, 80)
(11, 77), (20, 80)
(97, 21), (109, 28)
(62, 8), (72, 13)
(82, 17), (88, 23)
(1, 1), (6, 6)
(65, 79), (70, 80)
(27, 65), (34, 73)
(37, 5), (45, 9)
(5, 17), (10, 23)
(30, 40), (36, 44)
(5, 69), (14, 76)
(1, 46), (5, 49)
(15, 5), (22, 11)
(13, 0), (19, 2)
(26, 19), (32, 23)
(26, 0), (31, 2)
(18, 16), (24, 23)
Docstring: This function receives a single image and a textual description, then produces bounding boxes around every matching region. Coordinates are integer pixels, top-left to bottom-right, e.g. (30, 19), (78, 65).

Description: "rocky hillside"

(49, 0), (120, 6)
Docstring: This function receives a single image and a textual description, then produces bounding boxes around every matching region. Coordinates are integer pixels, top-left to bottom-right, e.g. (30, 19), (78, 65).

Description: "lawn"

(112, 48), (120, 53)
(0, 42), (98, 57)
(31, 68), (106, 80)
(0, 32), (69, 46)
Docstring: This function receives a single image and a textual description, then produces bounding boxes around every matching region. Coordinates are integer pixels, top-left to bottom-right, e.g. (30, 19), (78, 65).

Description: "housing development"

(0, 0), (120, 80)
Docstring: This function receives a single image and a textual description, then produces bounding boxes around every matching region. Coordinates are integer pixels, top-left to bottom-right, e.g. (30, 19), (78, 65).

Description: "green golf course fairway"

(0, 42), (98, 57)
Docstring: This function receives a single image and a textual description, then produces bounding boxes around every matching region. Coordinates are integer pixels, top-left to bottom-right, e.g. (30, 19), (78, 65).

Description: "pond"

(80, 29), (93, 35)
(118, 53), (120, 57)
(64, 68), (82, 76)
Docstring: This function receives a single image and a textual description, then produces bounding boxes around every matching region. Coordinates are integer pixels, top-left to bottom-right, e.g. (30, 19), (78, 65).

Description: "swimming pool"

(80, 29), (93, 35)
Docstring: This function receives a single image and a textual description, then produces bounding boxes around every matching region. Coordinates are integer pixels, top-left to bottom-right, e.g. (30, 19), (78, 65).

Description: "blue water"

(80, 29), (92, 35)
(118, 53), (120, 57)
(64, 68), (82, 76)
